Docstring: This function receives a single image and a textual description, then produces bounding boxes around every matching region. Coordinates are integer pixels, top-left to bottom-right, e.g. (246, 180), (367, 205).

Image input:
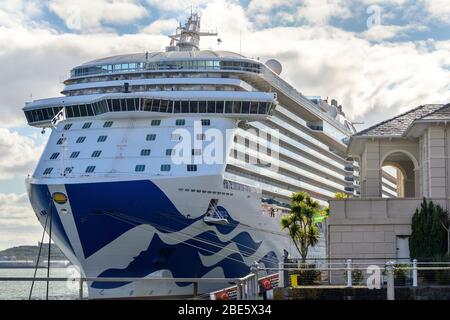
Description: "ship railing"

(0, 273), (261, 300)
(223, 180), (261, 193)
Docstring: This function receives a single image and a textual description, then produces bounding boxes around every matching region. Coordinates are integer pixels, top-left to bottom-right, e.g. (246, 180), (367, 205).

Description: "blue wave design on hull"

(93, 232), (271, 289)
(29, 180), (279, 290)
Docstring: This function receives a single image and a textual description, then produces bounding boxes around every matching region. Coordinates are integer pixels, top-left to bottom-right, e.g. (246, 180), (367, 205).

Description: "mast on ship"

(166, 12), (217, 52)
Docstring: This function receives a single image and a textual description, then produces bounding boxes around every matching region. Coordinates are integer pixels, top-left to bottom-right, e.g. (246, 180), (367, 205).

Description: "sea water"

(0, 267), (87, 300)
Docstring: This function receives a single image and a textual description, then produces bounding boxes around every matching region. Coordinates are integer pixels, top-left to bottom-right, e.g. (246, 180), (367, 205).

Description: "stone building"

(328, 103), (450, 274)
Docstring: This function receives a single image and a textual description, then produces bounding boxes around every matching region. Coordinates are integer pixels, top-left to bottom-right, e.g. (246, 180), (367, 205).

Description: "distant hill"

(0, 243), (67, 261)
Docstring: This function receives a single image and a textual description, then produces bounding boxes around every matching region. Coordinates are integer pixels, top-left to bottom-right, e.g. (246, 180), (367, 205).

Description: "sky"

(0, 0), (449, 250)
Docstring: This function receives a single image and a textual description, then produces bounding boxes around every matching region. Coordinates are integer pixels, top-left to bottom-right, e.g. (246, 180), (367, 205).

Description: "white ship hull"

(27, 175), (290, 299)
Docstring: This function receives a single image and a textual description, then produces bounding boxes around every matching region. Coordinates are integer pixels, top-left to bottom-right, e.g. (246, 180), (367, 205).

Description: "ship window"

(225, 101), (233, 113)
(216, 101), (224, 113)
(151, 119), (161, 126)
(85, 166), (96, 173)
(135, 164), (146, 172)
(50, 152), (60, 160)
(126, 99), (136, 111)
(56, 138), (65, 145)
(70, 151), (80, 158)
(143, 99), (152, 112)
(192, 149), (201, 156)
(146, 134), (156, 141)
(176, 119), (185, 126)
(233, 101), (242, 113)
(160, 100), (169, 113)
(196, 133), (206, 140)
(65, 107), (74, 118)
(97, 135), (107, 142)
(87, 104), (94, 116)
(79, 104), (88, 117)
(24, 111), (32, 123)
(64, 167), (73, 174)
(250, 101), (258, 114)
(112, 99), (121, 112)
(201, 119), (210, 126)
(190, 101), (198, 113)
(73, 105), (81, 117)
(181, 101), (189, 113)
(91, 150), (102, 158)
(76, 136), (86, 143)
(152, 100), (161, 112)
(258, 102), (269, 114)
(103, 121), (113, 128)
(170, 133), (181, 141)
(174, 101), (181, 113)
(242, 102), (250, 113)
(199, 101), (207, 113)
(166, 149), (175, 156)
(134, 98), (140, 111)
(160, 164), (171, 172)
(140, 149), (151, 156)
(82, 122), (92, 129)
(43, 168), (53, 175)
(207, 101), (215, 113)
(64, 123), (72, 130)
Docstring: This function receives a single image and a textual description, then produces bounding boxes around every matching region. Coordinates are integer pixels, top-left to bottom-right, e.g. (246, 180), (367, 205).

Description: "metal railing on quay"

(0, 272), (262, 300)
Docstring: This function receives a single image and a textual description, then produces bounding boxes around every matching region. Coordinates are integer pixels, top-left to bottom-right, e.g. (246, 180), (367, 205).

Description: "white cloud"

(0, 128), (43, 180)
(0, 0), (44, 28)
(48, 0), (148, 31)
(0, 192), (41, 250)
(247, 0), (288, 14)
(362, 24), (428, 41)
(296, 0), (352, 26)
(0, 193), (36, 227)
(423, 0), (450, 23)
(141, 18), (178, 34)
(145, 0), (211, 12)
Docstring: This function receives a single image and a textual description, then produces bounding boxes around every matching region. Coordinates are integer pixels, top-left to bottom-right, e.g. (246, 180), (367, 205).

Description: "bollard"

(193, 281), (198, 297)
(386, 261), (395, 300)
(278, 262), (284, 288)
(346, 259), (352, 287)
(79, 278), (83, 300)
(283, 256), (289, 288)
(290, 274), (298, 287)
(412, 259), (418, 288)
(236, 280), (242, 300)
(252, 261), (259, 299)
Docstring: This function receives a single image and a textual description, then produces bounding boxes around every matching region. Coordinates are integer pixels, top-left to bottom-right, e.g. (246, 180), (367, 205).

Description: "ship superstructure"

(24, 13), (358, 298)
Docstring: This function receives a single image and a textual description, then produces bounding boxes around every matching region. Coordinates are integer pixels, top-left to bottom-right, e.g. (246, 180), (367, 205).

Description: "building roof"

(80, 50), (249, 67)
(420, 104), (450, 120)
(354, 104), (445, 137)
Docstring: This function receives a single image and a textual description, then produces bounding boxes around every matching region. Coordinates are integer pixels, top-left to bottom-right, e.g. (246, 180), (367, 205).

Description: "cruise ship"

(23, 13), (358, 299)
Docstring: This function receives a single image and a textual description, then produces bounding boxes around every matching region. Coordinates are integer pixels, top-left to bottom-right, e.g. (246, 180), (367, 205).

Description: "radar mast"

(166, 12), (217, 52)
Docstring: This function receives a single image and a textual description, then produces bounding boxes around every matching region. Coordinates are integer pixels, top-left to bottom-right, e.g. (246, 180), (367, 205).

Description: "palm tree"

(281, 191), (320, 263)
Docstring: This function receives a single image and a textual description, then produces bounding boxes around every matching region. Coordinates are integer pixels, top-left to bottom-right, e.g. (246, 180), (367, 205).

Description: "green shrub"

(343, 269), (364, 285)
(410, 199), (448, 260)
(289, 264), (321, 285)
(433, 254), (450, 285)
